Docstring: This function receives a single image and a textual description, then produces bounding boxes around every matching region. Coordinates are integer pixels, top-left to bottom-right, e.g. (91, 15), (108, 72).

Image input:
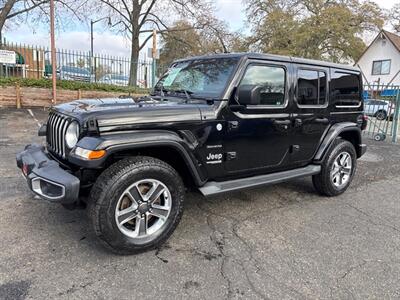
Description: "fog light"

(75, 147), (106, 160)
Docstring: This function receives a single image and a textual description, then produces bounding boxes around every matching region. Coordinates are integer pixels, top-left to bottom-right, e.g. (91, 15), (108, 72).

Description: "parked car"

(57, 66), (92, 82)
(98, 74), (129, 86)
(364, 99), (395, 120)
(17, 53), (367, 254)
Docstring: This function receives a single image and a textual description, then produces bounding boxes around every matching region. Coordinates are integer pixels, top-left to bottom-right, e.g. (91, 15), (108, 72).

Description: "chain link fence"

(0, 42), (168, 88)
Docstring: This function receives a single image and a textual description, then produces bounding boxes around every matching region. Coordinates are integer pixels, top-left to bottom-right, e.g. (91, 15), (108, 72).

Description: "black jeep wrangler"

(17, 53), (367, 254)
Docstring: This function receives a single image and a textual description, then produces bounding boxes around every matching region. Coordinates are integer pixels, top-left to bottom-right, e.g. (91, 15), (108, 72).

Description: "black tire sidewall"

(92, 158), (184, 253)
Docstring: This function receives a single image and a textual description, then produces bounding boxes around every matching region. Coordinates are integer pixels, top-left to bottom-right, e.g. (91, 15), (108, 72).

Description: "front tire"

(312, 139), (357, 197)
(89, 156), (185, 254)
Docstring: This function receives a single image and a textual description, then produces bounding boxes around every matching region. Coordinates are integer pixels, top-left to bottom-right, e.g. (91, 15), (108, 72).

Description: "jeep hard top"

(17, 53), (367, 254)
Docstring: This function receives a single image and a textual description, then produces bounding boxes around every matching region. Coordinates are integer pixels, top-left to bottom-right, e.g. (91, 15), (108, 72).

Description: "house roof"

(383, 30), (400, 52)
(356, 30), (400, 63)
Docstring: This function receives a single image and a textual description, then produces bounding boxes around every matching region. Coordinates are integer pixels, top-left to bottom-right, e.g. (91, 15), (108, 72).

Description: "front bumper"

(16, 144), (80, 204)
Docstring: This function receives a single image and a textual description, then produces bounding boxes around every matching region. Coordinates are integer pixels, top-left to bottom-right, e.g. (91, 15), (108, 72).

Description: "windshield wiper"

(152, 86), (169, 101)
(170, 89), (193, 101)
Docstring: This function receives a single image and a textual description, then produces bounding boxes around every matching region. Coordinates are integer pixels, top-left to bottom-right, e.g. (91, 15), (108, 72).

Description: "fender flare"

(313, 122), (364, 162)
(68, 130), (207, 186)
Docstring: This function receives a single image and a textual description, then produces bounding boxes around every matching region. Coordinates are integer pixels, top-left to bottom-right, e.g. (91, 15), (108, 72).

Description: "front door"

(223, 61), (293, 174)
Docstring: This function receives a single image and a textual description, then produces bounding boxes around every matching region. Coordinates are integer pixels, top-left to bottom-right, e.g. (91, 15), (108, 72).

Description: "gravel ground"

(0, 108), (399, 300)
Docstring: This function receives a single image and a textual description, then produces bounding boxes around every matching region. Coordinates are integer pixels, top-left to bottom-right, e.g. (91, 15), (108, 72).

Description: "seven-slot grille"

(46, 112), (71, 158)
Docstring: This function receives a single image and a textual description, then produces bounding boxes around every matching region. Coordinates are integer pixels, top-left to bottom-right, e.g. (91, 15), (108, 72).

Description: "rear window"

(297, 69), (327, 106)
(331, 72), (361, 107)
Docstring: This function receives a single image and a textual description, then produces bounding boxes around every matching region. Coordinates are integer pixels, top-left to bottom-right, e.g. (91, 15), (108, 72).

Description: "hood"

(53, 97), (216, 129)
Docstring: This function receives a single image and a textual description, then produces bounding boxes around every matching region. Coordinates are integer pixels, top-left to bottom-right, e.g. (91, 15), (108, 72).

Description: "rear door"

(290, 65), (331, 165)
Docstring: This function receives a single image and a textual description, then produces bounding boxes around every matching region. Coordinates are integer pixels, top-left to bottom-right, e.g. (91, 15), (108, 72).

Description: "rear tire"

(88, 156), (185, 254)
(375, 110), (387, 120)
(313, 139), (357, 197)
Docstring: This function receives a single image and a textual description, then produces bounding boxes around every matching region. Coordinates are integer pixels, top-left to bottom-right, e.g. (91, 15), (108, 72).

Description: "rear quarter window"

(331, 71), (361, 107)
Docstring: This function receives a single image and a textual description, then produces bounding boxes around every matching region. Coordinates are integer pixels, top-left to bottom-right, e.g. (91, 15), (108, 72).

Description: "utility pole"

(90, 20), (94, 81)
(50, 0), (57, 104)
(152, 29), (157, 87)
(90, 20), (94, 58)
(90, 17), (111, 82)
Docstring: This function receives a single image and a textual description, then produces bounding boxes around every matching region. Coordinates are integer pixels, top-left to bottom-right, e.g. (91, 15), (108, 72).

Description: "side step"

(199, 165), (321, 196)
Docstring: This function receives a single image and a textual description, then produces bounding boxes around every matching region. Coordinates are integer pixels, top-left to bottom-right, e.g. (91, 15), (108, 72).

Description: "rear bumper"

(358, 143), (367, 157)
(16, 144), (80, 204)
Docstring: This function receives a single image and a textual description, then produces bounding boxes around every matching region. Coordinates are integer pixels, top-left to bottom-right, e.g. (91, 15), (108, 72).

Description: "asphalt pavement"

(0, 108), (399, 299)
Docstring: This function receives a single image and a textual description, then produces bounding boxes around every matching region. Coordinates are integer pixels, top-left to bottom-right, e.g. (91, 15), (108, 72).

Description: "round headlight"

(65, 121), (79, 148)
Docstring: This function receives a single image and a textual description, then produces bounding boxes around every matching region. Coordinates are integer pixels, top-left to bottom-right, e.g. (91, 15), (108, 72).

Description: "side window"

(297, 69), (327, 106)
(331, 72), (361, 107)
(240, 65), (286, 106)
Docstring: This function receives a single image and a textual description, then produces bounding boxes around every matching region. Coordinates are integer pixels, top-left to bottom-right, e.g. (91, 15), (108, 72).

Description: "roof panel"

(175, 52), (358, 72)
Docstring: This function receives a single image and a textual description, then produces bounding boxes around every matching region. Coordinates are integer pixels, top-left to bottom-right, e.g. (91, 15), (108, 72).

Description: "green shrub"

(0, 77), (149, 94)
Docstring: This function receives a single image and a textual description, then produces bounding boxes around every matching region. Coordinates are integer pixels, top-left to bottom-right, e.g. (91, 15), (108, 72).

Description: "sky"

(4, 0), (398, 59)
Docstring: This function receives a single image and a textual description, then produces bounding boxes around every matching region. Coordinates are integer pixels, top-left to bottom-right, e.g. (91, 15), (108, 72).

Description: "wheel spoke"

(127, 185), (144, 204)
(332, 168), (340, 177)
(150, 205), (169, 219)
(147, 183), (165, 204)
(339, 153), (349, 166)
(117, 207), (138, 225)
(342, 167), (351, 175)
(136, 216), (147, 236)
(338, 173), (343, 185)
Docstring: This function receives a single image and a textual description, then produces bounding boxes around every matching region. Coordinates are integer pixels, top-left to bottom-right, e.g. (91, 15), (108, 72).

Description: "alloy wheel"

(115, 179), (172, 240)
(330, 151), (352, 188)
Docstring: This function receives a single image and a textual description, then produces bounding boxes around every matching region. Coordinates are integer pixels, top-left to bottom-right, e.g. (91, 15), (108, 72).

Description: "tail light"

(361, 114), (368, 130)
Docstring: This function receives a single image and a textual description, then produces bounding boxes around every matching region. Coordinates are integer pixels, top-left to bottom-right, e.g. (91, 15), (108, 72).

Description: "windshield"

(154, 57), (240, 99)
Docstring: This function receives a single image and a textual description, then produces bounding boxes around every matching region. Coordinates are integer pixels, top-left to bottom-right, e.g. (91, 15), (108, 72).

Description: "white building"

(357, 30), (400, 86)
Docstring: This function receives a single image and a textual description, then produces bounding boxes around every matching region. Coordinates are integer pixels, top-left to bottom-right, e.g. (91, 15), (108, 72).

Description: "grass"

(0, 77), (149, 94)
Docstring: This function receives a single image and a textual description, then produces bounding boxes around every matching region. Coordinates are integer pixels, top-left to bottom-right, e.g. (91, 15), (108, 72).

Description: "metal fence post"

(392, 90), (400, 143)
(152, 59), (156, 87)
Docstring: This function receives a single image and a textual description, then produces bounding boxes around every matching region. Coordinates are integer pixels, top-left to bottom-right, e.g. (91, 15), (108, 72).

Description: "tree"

(245, 0), (384, 63)
(159, 19), (235, 67)
(159, 20), (201, 67)
(0, 0), (79, 45)
(96, 0), (214, 86)
(390, 3), (400, 33)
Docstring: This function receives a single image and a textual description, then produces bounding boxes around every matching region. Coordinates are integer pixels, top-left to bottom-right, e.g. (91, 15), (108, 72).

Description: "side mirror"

(236, 85), (262, 106)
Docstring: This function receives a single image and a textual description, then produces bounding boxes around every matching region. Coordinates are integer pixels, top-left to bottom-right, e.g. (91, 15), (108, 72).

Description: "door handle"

(273, 119), (291, 130)
(273, 119), (291, 125)
(314, 117), (329, 124)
